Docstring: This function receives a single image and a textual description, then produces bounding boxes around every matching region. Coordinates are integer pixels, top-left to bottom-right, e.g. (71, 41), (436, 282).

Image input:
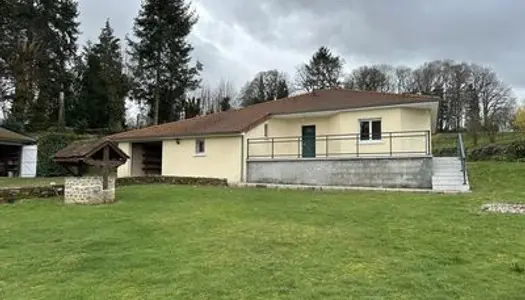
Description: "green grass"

(433, 131), (525, 151)
(2, 162), (525, 299)
(0, 177), (64, 188)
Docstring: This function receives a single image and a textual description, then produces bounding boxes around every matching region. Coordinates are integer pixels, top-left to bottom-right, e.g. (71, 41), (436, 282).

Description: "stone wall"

(247, 156), (433, 189)
(0, 185), (64, 203)
(116, 176), (227, 187)
(65, 176), (116, 204)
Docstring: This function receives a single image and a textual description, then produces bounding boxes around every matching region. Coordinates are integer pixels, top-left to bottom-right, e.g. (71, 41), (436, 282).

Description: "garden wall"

(1, 176), (227, 203)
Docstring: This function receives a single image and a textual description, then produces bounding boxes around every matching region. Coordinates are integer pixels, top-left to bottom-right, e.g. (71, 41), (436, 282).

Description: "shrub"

(506, 139), (525, 160)
(469, 144), (507, 161)
(433, 147), (457, 157)
(37, 132), (83, 177)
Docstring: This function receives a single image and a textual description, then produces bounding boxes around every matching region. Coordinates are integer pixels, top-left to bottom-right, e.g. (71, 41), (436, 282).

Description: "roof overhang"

(110, 132), (243, 143)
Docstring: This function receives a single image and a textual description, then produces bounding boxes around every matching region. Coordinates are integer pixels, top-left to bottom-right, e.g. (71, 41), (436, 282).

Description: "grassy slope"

(1, 162), (525, 299)
(433, 131), (525, 151)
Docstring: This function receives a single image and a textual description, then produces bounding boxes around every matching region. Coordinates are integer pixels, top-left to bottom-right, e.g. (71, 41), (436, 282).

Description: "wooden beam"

(102, 146), (109, 190)
(83, 158), (124, 168)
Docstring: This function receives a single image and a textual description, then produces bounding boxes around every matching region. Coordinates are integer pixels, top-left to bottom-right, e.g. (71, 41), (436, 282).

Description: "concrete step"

(433, 185), (470, 193)
(432, 156), (470, 192)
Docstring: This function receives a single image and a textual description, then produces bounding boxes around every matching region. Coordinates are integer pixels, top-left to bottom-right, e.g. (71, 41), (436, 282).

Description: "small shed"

(0, 127), (37, 178)
(54, 139), (129, 204)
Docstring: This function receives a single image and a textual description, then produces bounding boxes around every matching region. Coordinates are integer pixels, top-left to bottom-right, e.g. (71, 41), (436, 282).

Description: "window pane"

(196, 139), (205, 153)
(372, 121), (381, 140)
(360, 121), (370, 140)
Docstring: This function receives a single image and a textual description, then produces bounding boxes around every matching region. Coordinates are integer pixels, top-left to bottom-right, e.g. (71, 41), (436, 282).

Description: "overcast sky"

(78, 0), (525, 99)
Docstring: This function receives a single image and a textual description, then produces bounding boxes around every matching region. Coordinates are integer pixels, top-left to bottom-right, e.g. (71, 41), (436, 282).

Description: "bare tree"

(344, 65), (391, 92)
(470, 64), (516, 141)
(239, 70), (290, 107)
(394, 66), (415, 93)
(445, 62), (471, 131)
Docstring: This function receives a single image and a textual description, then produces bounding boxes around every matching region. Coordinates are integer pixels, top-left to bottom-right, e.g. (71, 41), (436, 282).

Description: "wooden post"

(102, 146), (109, 190)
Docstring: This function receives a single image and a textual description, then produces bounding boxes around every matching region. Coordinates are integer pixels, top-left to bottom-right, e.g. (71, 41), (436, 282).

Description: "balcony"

(247, 130), (432, 160)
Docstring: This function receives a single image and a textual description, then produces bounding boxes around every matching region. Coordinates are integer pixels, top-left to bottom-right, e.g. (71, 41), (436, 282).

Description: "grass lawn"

(2, 162), (525, 299)
(0, 177), (63, 188)
(433, 131), (525, 151)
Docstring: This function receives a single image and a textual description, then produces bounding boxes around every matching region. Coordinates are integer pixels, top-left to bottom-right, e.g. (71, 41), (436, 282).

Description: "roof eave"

(109, 131), (243, 143)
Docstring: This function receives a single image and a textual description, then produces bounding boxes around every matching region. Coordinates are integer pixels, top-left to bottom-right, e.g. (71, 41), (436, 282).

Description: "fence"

(247, 130), (431, 159)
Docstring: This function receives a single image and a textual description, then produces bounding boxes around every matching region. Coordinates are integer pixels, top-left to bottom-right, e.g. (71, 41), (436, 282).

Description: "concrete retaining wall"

(247, 157), (433, 189)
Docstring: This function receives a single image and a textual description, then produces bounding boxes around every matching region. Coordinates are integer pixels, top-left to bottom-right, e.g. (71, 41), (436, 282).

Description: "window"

(264, 123), (268, 137)
(359, 119), (382, 141)
(195, 139), (205, 154)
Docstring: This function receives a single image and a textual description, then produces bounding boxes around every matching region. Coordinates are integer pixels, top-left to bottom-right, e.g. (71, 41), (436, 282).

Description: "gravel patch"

(481, 203), (525, 214)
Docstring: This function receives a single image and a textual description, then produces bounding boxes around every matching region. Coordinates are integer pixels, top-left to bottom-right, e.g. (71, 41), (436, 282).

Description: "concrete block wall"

(65, 176), (116, 204)
(247, 157), (432, 189)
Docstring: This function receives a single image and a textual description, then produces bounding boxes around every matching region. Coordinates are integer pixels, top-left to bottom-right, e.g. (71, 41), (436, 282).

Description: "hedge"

(468, 139), (525, 161)
(37, 132), (84, 177)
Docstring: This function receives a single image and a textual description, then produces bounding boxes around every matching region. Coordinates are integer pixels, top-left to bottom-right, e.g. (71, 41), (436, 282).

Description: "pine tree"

(71, 20), (129, 132)
(276, 79), (289, 99)
(28, 0), (80, 131)
(219, 97), (231, 111)
(0, 0), (79, 131)
(92, 20), (129, 132)
(128, 0), (202, 125)
(296, 46), (344, 92)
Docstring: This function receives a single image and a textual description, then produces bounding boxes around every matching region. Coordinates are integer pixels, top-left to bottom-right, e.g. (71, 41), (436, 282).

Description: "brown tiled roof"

(54, 138), (129, 161)
(0, 127), (35, 144)
(108, 89), (439, 141)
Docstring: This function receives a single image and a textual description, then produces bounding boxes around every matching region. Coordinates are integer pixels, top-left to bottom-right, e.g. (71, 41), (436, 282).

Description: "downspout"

(240, 133), (245, 182)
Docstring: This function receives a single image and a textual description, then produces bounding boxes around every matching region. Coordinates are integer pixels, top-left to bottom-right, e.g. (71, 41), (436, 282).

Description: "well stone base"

(65, 176), (116, 204)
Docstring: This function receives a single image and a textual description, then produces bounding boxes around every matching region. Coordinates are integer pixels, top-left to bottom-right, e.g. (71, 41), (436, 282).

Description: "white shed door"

(21, 145), (38, 178)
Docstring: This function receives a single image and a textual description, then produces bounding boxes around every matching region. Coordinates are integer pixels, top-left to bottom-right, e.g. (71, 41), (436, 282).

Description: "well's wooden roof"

(54, 139), (129, 163)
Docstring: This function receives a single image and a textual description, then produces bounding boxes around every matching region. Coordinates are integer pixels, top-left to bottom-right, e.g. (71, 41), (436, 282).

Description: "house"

(108, 89), (468, 191)
(0, 127), (38, 178)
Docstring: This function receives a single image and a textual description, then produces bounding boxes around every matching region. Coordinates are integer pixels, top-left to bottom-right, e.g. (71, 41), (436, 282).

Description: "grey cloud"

(78, 0), (525, 97)
(196, 0), (525, 90)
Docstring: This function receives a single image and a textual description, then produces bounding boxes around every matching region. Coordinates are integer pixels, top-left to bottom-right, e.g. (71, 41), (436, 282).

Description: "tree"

(183, 97), (201, 119)
(0, 0), (79, 131)
(240, 70), (290, 107)
(465, 83), (481, 145)
(344, 65), (390, 92)
(219, 97), (231, 111)
(470, 65), (516, 141)
(128, 0), (202, 125)
(514, 106), (525, 132)
(394, 66), (416, 93)
(296, 46), (344, 91)
(208, 79), (235, 113)
(70, 20), (129, 133)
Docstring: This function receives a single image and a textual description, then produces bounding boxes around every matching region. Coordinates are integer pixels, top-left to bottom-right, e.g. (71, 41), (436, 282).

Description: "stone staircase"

(432, 157), (470, 193)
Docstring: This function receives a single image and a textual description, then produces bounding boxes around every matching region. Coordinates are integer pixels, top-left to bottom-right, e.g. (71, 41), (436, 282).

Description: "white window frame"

(359, 119), (382, 143)
(195, 139), (206, 156)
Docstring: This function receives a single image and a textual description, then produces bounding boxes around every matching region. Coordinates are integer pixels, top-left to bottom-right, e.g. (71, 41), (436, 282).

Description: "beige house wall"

(245, 107), (432, 158)
(162, 136), (243, 183)
(117, 106), (433, 181)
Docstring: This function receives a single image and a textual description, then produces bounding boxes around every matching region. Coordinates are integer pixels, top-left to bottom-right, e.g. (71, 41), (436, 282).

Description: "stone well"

(64, 176), (116, 204)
